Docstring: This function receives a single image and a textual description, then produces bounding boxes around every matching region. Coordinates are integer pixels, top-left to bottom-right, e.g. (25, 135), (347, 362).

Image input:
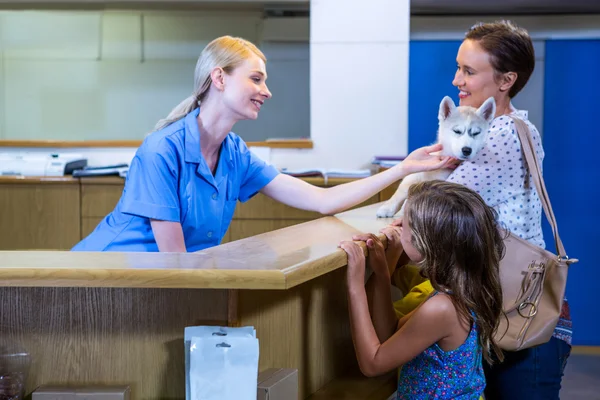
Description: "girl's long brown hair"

(405, 180), (505, 364)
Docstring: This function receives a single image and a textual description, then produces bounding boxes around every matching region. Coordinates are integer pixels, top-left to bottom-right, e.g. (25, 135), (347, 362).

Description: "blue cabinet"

(408, 41), (461, 151)
(544, 39), (600, 345)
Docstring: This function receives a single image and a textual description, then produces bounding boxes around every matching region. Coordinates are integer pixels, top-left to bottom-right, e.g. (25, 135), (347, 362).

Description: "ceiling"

(411, 0), (600, 15)
(261, 0), (600, 15)
(1, 0), (599, 14)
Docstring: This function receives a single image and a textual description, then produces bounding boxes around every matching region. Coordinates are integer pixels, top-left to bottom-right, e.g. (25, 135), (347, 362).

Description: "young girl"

(339, 180), (505, 398)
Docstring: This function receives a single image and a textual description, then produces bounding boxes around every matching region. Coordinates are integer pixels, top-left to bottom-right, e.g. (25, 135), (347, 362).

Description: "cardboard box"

(32, 385), (130, 400)
(257, 368), (298, 400)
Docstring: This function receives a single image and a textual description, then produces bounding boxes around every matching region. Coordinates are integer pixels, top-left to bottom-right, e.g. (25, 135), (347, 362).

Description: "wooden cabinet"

(0, 178), (80, 250)
(80, 177), (124, 238)
(1, 176), (398, 250)
(226, 191), (381, 242)
(80, 177), (386, 245)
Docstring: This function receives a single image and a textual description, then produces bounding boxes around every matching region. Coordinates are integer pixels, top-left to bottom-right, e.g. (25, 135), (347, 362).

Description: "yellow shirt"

(391, 264), (433, 318)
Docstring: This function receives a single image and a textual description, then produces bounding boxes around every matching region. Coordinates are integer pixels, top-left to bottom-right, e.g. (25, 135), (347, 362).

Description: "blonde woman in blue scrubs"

(72, 36), (455, 252)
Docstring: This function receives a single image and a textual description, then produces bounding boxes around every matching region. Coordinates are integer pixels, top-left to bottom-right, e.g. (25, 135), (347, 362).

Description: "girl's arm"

(340, 240), (453, 378)
(151, 220), (187, 252)
(366, 272), (397, 342)
(350, 286), (453, 377)
(354, 233), (398, 342)
(260, 144), (456, 215)
(396, 306), (420, 330)
(380, 226), (405, 276)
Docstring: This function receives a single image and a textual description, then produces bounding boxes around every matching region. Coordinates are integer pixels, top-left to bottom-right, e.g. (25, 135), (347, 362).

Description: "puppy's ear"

(477, 97), (496, 123)
(438, 96), (456, 121)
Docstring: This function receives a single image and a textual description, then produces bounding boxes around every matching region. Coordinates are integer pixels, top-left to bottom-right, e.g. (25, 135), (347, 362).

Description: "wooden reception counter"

(0, 203), (397, 400)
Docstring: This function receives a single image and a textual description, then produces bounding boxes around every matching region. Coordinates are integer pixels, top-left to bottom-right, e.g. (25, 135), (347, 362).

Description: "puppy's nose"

(462, 147), (472, 157)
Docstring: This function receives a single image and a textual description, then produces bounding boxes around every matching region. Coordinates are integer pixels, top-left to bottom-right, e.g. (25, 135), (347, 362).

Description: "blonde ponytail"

(154, 95), (199, 131)
(152, 35), (266, 131)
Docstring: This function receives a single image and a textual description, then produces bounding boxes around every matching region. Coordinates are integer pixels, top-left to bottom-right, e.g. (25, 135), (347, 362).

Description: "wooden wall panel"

(0, 287), (229, 400)
(81, 183), (123, 217)
(226, 219), (310, 242)
(1, 178), (389, 249)
(234, 193), (381, 220)
(234, 194), (323, 220)
(0, 183), (80, 250)
(238, 267), (354, 399)
(81, 216), (104, 239)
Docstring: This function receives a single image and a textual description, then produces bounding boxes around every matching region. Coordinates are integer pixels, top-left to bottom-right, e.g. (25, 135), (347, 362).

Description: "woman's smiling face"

(452, 39), (502, 110)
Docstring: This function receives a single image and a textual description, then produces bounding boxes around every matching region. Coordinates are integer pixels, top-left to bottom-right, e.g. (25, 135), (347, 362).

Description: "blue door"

(408, 41), (461, 151)
(544, 39), (600, 345)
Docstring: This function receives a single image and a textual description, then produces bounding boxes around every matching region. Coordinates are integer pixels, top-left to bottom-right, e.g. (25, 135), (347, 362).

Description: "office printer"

(0, 153), (88, 176)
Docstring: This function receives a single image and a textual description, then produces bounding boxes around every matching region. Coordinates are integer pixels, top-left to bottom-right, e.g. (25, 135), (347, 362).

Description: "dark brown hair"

(465, 20), (535, 98)
(405, 180), (505, 364)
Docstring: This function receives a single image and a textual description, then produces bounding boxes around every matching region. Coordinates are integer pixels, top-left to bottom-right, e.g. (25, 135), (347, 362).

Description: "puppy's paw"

(376, 202), (399, 218)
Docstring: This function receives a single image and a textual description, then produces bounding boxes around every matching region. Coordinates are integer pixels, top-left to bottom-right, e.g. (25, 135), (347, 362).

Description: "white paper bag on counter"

(184, 326), (256, 400)
(190, 335), (259, 400)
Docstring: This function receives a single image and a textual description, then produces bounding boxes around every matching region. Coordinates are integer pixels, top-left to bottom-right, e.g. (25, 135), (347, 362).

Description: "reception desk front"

(0, 203), (397, 400)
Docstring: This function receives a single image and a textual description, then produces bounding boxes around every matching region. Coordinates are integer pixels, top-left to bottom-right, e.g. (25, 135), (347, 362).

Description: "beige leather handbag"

(495, 117), (578, 351)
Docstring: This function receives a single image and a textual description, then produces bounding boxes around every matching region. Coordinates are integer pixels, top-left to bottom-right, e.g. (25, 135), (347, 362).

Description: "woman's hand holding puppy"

(399, 143), (459, 175)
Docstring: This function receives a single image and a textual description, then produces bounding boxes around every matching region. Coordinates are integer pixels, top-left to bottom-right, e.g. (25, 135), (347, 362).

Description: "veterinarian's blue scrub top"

(72, 108), (279, 252)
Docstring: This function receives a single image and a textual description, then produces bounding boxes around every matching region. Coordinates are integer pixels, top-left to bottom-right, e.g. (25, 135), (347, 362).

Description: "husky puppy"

(376, 96), (496, 218)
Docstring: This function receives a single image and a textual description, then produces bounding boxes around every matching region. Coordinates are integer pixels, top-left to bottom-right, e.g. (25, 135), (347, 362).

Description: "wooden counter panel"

(79, 177), (125, 185)
(0, 204), (400, 398)
(0, 287), (229, 400)
(0, 183), (81, 250)
(0, 176), (78, 184)
(0, 267), (286, 290)
(234, 193), (380, 220)
(81, 217), (103, 238)
(307, 369), (396, 399)
(81, 184), (123, 217)
(78, 179), (374, 222)
(226, 219), (310, 242)
(0, 204), (396, 290)
(0, 250), (288, 289)
(239, 267), (354, 399)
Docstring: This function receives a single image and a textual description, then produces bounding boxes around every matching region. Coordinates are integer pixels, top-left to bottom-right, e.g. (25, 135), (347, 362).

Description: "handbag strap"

(504, 262), (545, 315)
(509, 116), (568, 259)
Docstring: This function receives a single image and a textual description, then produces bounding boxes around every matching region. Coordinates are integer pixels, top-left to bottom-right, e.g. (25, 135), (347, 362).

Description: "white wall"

(2, 13), (600, 170)
(288, 0), (410, 170)
(0, 10), (265, 142)
(235, 41), (310, 142)
(270, 14), (600, 170)
(0, 10), (309, 167)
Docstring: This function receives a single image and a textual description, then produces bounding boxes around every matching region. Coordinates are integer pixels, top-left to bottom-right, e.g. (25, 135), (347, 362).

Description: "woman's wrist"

(391, 162), (408, 179)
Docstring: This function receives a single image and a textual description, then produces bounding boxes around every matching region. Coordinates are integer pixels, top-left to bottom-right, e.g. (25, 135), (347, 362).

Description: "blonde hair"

(154, 36), (266, 131)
